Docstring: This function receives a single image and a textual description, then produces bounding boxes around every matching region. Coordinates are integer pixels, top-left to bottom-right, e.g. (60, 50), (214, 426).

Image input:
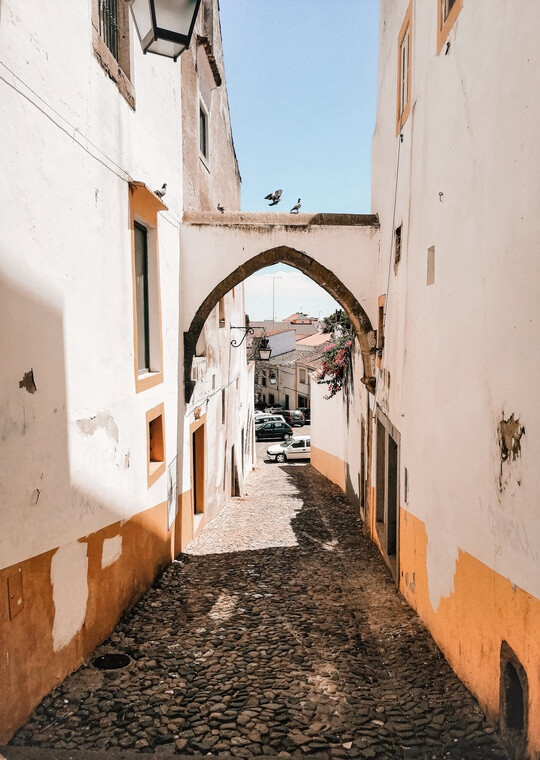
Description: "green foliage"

(322, 309), (351, 334)
(317, 315), (354, 399)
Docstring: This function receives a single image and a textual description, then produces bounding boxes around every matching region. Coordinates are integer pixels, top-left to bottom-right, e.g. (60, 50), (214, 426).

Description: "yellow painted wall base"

(399, 507), (540, 757)
(311, 446), (346, 492)
(0, 501), (173, 743)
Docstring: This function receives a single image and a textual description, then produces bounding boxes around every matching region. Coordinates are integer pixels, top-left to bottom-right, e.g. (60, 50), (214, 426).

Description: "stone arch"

(184, 246), (376, 402)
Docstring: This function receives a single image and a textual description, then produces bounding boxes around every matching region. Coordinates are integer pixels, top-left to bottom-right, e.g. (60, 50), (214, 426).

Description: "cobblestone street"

(11, 443), (508, 759)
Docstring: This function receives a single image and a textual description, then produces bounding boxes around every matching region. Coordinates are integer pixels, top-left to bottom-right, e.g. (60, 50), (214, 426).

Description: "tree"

(322, 309), (351, 334)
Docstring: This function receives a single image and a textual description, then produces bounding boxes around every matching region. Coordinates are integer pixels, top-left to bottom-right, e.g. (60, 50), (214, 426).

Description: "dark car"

(298, 408), (311, 424)
(255, 420), (293, 441)
(281, 409), (305, 427)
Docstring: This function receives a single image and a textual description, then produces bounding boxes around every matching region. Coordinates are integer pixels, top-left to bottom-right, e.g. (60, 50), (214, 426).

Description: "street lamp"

(258, 335), (272, 361)
(129, 0), (201, 61)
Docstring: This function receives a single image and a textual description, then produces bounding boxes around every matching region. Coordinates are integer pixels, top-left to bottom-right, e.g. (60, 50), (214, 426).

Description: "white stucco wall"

(0, 2), (182, 568)
(181, 285), (255, 508)
(180, 217), (380, 334)
(372, 0), (540, 605)
(268, 330), (296, 357)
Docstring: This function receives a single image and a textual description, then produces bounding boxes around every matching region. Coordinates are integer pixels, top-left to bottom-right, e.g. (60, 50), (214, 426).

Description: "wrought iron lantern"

(129, 0), (201, 61)
(269, 371), (277, 385)
(258, 336), (272, 362)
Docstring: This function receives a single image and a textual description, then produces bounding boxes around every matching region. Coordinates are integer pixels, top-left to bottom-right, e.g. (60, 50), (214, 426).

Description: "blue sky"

(219, 0), (379, 320)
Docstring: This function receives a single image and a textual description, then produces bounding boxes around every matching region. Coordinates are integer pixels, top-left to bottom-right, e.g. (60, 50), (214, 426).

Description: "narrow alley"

(9, 449), (507, 760)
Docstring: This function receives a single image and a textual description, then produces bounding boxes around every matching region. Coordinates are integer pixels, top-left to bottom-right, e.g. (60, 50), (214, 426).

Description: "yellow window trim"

(437, 0), (463, 55)
(129, 182), (167, 394)
(146, 402), (166, 488)
(396, 0), (413, 136)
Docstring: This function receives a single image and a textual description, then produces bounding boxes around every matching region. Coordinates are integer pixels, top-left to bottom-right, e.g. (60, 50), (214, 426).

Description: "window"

(268, 393), (275, 405)
(299, 368), (307, 384)
(146, 404), (166, 487)
(377, 294), (386, 362)
(262, 375), (267, 387)
(396, 1), (412, 134)
(437, 0), (463, 54)
(92, 0), (134, 107)
(292, 440), (303, 449)
(394, 224), (402, 267)
(298, 394), (308, 408)
(129, 182), (165, 393)
(218, 297), (225, 327)
(135, 223), (150, 372)
(199, 104), (208, 159)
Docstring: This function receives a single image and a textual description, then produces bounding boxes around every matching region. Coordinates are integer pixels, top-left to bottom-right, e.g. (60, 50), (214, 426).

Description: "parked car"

(255, 414), (286, 428)
(281, 409), (305, 427)
(255, 421), (293, 441)
(265, 404), (284, 413)
(267, 435), (311, 463)
(298, 408), (311, 424)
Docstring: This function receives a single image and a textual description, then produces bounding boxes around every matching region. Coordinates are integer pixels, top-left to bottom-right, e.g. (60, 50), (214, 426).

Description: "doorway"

(191, 421), (205, 515)
(375, 409), (400, 582)
(231, 445), (240, 497)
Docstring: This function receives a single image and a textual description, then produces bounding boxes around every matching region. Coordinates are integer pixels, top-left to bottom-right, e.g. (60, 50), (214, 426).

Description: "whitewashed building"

(311, 2), (540, 756)
(0, 0), (252, 741)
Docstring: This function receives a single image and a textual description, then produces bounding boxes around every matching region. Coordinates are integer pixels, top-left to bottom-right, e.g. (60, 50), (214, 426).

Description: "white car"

(267, 435), (311, 463)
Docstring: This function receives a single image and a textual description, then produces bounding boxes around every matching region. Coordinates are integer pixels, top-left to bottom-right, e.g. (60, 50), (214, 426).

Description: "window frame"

(437, 0), (463, 55)
(146, 403), (166, 488)
(199, 101), (209, 165)
(396, 0), (413, 135)
(91, 0), (135, 108)
(129, 182), (166, 393)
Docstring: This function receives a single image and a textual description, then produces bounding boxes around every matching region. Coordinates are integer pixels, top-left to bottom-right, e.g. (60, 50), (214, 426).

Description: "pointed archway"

(184, 245), (376, 402)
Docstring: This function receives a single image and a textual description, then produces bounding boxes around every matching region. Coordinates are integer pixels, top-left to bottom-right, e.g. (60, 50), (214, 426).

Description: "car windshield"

(281, 440), (295, 448)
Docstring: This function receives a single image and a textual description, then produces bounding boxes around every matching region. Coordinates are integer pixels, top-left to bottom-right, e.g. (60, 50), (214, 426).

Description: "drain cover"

(93, 652), (131, 670)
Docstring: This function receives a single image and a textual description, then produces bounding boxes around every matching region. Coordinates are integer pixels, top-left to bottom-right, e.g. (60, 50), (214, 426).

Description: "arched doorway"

(184, 246), (376, 402)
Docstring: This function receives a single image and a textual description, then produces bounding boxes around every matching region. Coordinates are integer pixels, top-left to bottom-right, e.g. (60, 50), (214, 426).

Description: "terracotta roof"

(296, 332), (329, 347)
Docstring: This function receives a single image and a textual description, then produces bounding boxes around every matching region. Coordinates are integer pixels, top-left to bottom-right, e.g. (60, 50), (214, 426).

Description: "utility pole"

(271, 274), (281, 326)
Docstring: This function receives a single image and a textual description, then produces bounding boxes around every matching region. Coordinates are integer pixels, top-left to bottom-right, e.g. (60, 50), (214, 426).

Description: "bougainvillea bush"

(317, 333), (353, 398)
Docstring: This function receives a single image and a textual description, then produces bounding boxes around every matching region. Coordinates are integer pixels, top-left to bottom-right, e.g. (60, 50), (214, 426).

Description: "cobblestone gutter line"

(11, 457), (508, 759)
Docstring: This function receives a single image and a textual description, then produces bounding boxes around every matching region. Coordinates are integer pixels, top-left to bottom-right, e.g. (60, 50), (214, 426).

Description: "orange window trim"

(396, 0), (413, 136)
(129, 182), (166, 393)
(437, 0), (463, 55)
(146, 402), (166, 488)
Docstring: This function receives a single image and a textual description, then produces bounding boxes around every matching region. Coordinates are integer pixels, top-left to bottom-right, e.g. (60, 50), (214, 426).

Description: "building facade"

(0, 0), (252, 741)
(311, 2), (540, 756)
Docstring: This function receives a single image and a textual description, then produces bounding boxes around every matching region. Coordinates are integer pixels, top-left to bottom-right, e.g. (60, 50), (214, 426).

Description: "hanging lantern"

(129, 0), (202, 61)
(258, 336), (272, 361)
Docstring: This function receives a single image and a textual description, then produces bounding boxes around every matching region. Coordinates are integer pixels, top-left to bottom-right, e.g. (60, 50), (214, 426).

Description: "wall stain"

(76, 412), (119, 444)
(19, 369), (37, 394)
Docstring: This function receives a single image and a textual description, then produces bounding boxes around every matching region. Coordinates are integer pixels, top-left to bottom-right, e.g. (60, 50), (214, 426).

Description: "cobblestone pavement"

(12, 442), (508, 759)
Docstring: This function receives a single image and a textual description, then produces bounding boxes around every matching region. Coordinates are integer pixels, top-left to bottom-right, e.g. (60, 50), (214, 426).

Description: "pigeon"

(290, 198), (301, 213)
(217, 203), (225, 213)
(264, 189), (282, 206)
(154, 183), (167, 199)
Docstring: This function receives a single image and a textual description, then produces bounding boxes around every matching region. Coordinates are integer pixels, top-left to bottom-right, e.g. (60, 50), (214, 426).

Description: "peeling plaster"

(498, 413), (525, 491)
(18, 369), (37, 394)
(76, 412), (119, 444)
(51, 542), (89, 652)
(101, 536), (122, 569)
